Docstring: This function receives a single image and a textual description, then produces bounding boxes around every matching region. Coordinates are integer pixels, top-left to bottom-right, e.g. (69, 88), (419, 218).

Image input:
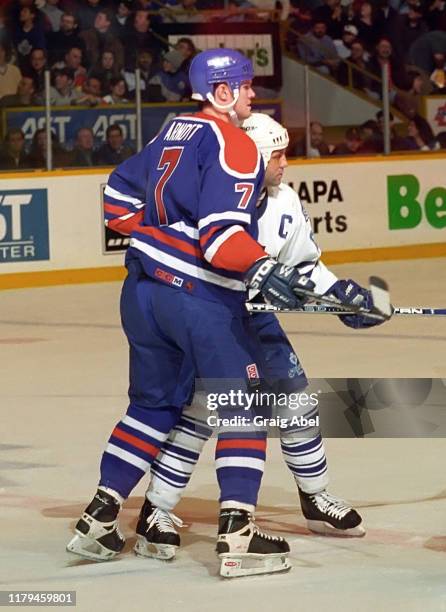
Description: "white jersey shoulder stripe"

(104, 185), (143, 207)
(198, 211), (251, 231)
(169, 221), (200, 240)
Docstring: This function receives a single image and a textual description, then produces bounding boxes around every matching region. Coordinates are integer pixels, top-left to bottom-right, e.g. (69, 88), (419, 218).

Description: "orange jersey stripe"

(216, 439), (267, 451)
(112, 427), (160, 457)
(193, 112), (260, 175)
(107, 210), (144, 236)
(138, 226), (203, 259)
(200, 224), (222, 248)
(210, 231), (266, 273)
(104, 202), (131, 216)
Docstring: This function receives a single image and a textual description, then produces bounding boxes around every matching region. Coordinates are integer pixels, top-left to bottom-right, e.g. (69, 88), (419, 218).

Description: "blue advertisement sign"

(3, 102), (281, 150)
(0, 189), (49, 263)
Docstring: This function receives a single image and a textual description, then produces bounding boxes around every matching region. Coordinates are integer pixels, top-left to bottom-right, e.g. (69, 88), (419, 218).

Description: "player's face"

(264, 149), (287, 187)
(233, 81), (255, 121)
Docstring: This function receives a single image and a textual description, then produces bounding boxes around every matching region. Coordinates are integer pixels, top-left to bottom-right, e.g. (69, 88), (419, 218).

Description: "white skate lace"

(251, 518), (284, 542)
(311, 492), (351, 520)
(150, 508), (184, 533)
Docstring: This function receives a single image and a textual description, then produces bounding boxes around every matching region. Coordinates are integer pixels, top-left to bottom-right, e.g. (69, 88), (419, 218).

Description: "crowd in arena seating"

(286, 0), (446, 105)
(0, 0), (445, 169)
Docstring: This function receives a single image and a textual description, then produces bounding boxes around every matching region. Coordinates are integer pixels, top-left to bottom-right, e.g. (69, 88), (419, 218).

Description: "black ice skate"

(216, 508), (291, 578)
(299, 488), (365, 537)
(66, 488), (125, 561)
(134, 498), (183, 561)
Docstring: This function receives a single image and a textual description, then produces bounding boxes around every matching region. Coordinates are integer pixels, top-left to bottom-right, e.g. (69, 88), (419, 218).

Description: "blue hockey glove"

(326, 279), (384, 329)
(245, 257), (315, 309)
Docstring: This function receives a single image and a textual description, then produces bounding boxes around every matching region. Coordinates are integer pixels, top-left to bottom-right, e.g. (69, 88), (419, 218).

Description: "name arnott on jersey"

(164, 122), (204, 141)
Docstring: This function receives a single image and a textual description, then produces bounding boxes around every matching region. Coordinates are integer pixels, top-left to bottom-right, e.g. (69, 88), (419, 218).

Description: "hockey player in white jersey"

(134, 114), (387, 575)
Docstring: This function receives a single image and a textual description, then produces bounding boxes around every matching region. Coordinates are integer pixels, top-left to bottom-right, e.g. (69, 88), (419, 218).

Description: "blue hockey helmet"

(189, 48), (254, 110)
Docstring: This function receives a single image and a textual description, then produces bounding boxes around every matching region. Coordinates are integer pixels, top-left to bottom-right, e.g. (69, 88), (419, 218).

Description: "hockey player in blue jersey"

(124, 113), (389, 568)
(67, 49), (315, 577)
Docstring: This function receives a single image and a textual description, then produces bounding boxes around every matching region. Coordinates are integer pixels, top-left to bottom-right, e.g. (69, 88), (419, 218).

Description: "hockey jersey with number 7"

(103, 113), (266, 308)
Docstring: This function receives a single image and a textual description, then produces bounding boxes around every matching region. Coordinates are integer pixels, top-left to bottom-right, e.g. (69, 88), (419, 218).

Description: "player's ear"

(214, 83), (232, 104)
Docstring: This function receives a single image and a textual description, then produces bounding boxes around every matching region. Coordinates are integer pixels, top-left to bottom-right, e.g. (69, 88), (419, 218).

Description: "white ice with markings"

(1, 258), (445, 612)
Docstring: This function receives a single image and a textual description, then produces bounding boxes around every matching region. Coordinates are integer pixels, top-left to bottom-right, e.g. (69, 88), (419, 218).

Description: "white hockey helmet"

(241, 113), (289, 164)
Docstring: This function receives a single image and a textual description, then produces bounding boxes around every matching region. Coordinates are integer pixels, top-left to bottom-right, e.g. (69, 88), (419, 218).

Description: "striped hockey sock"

(99, 403), (181, 499)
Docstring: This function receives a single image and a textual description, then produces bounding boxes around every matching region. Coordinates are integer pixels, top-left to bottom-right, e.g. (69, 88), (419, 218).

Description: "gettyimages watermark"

(206, 389), (320, 429)
(191, 378), (446, 438)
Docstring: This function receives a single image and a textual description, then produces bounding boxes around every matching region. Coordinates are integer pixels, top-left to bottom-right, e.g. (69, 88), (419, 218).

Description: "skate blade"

(66, 534), (119, 562)
(219, 553), (291, 578)
(306, 519), (366, 538)
(134, 536), (177, 561)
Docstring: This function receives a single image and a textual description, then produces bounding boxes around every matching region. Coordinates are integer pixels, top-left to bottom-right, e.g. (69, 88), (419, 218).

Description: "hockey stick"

(285, 275), (392, 322)
(247, 303), (446, 317)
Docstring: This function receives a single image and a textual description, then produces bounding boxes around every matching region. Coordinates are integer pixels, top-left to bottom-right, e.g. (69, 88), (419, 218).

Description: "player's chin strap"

(206, 90), (242, 126)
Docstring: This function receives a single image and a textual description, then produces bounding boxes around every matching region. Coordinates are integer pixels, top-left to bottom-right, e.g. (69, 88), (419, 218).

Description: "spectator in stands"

(49, 67), (82, 104)
(12, 4), (46, 69)
(0, 41), (21, 100)
(0, 128), (30, 170)
(337, 40), (371, 91)
(332, 127), (363, 155)
(425, 0), (446, 31)
(96, 123), (133, 165)
(352, 1), (381, 51)
(358, 119), (381, 153)
(47, 12), (86, 65)
(408, 31), (446, 74)
(286, 6), (312, 55)
(148, 49), (189, 101)
(123, 9), (163, 69)
(400, 115), (440, 150)
(27, 47), (47, 95)
(334, 24), (359, 59)
(297, 20), (340, 76)
(36, 0), (64, 32)
(292, 121), (331, 157)
(114, 1), (134, 39)
(175, 37), (197, 74)
(69, 127), (98, 167)
(216, 0), (257, 23)
(0, 7), (13, 51)
(394, 0), (428, 63)
(160, 0), (205, 23)
(394, 70), (426, 118)
(102, 77), (129, 103)
(88, 50), (122, 95)
(430, 52), (446, 93)
(52, 46), (87, 90)
(376, 0), (400, 47)
(76, 0), (107, 32)
(28, 127), (71, 168)
(0, 75), (37, 106)
(313, 0), (348, 39)
(123, 48), (163, 101)
(80, 8), (124, 71)
(366, 37), (408, 98)
(74, 75), (103, 105)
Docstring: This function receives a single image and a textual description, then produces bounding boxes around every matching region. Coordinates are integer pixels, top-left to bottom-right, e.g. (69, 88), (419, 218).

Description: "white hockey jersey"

(256, 183), (337, 295)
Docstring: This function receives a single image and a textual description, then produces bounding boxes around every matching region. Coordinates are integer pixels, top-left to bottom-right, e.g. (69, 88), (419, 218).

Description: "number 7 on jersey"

(155, 147), (184, 225)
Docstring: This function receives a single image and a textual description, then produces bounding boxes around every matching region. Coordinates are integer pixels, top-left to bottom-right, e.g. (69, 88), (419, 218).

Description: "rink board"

(0, 154), (445, 289)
